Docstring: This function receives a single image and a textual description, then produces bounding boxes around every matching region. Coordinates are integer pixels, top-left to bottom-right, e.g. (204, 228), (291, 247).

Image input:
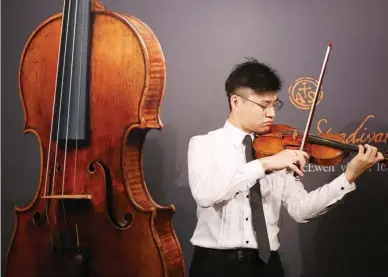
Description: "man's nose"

(265, 107), (275, 117)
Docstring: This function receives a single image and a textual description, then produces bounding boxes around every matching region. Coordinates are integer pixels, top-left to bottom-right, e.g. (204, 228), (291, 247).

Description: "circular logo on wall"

(288, 77), (324, 110)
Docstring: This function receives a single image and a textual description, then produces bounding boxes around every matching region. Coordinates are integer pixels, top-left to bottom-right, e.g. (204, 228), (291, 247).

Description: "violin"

(253, 41), (388, 167)
(5, 0), (185, 276)
(253, 123), (388, 166)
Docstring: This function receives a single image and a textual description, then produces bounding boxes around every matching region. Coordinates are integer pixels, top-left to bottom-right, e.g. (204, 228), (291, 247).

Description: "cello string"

(60, 0), (80, 225)
(43, 0), (68, 230)
(51, 0), (73, 225)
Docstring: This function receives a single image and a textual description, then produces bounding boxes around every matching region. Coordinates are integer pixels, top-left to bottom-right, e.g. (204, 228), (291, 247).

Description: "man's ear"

(230, 94), (240, 109)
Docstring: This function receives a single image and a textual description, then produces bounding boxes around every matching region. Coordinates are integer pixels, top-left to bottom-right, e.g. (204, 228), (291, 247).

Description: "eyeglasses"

(236, 94), (283, 112)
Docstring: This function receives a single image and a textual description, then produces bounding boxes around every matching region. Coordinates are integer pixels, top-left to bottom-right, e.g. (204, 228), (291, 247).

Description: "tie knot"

(243, 134), (252, 145)
(243, 135), (254, 162)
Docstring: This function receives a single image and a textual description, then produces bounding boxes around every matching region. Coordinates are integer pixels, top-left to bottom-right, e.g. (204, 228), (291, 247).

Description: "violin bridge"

(292, 129), (298, 142)
(42, 195), (92, 215)
(42, 195), (92, 199)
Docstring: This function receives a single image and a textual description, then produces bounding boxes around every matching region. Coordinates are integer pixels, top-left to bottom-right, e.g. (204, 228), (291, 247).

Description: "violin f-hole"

(96, 161), (132, 229)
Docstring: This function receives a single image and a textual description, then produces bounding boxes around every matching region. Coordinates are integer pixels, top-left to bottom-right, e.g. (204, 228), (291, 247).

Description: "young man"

(187, 59), (384, 277)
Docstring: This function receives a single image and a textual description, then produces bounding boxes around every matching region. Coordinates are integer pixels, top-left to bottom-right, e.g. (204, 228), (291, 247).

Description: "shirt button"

(246, 218), (248, 221)
(341, 187), (344, 190)
(246, 195), (249, 198)
(246, 241), (249, 244)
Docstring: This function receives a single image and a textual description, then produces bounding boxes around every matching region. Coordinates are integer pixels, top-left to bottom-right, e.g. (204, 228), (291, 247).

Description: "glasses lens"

(274, 101), (283, 111)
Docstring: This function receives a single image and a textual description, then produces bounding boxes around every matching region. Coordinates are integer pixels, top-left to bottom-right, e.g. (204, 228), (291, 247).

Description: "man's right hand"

(259, 149), (309, 176)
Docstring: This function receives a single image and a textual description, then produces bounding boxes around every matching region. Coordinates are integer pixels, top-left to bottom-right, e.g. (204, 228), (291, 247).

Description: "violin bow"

(295, 41), (333, 179)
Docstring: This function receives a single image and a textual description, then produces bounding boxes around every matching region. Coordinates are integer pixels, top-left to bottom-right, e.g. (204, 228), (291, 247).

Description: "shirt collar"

(223, 120), (255, 147)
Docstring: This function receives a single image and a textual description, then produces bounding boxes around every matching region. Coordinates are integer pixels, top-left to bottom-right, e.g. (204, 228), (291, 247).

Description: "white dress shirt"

(188, 120), (356, 251)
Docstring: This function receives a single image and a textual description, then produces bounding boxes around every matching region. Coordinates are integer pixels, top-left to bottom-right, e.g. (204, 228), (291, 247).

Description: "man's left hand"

(344, 144), (384, 183)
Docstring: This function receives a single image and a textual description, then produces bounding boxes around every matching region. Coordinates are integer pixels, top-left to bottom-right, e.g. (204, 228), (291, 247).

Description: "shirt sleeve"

(188, 136), (265, 208)
(280, 171), (356, 223)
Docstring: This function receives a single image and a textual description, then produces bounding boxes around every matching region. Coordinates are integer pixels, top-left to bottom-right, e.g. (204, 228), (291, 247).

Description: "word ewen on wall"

(303, 162), (387, 173)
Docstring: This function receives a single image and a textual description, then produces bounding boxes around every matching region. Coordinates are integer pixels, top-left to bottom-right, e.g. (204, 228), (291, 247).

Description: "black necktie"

(243, 135), (271, 263)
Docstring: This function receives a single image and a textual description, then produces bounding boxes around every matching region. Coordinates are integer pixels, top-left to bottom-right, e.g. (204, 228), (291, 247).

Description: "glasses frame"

(235, 94), (283, 112)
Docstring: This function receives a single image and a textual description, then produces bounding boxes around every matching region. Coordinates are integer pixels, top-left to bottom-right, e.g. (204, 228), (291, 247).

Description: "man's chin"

(255, 126), (271, 134)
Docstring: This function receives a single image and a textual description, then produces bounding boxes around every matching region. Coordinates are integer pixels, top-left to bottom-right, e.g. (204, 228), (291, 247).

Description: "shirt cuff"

(240, 159), (266, 189)
(332, 173), (356, 195)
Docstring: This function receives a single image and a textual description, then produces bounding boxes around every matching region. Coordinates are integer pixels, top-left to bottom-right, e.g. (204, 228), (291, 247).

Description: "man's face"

(231, 88), (279, 134)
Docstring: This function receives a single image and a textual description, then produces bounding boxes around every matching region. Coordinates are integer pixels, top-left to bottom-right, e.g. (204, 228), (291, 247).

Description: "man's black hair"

(225, 58), (282, 109)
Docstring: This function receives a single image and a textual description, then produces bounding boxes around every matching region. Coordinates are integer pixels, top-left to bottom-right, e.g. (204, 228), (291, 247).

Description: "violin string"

(308, 134), (358, 151)
(60, 0), (80, 225)
(287, 131), (388, 163)
(43, 0), (68, 231)
(73, 0), (86, 199)
(72, 0), (86, 251)
(288, 130), (359, 152)
(51, 0), (72, 226)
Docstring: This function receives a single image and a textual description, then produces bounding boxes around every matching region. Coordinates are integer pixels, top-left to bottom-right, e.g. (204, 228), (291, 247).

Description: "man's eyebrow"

(262, 98), (278, 104)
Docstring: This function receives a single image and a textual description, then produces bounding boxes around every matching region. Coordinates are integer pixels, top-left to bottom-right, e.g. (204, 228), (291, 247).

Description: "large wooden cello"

(5, 0), (186, 276)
